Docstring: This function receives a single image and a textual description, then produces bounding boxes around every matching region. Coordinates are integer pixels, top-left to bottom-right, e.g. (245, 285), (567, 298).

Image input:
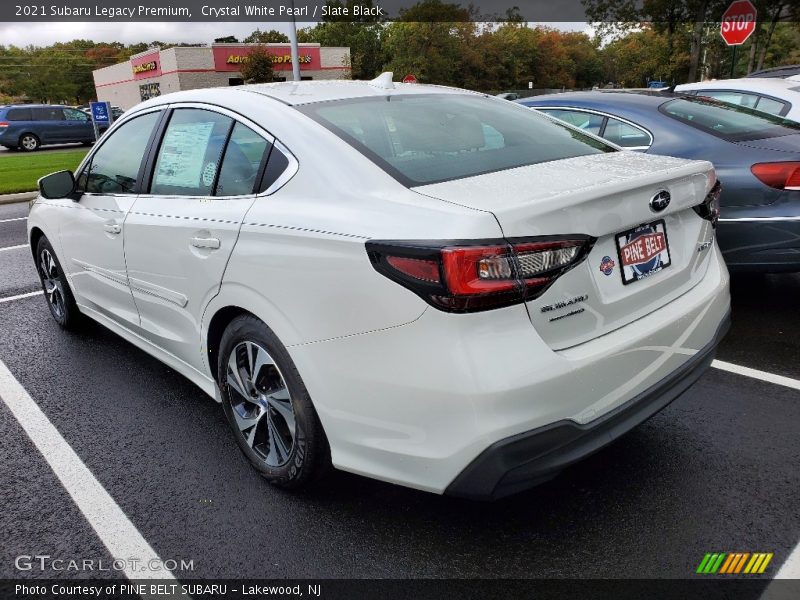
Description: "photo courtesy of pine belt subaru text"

(28, 74), (730, 499)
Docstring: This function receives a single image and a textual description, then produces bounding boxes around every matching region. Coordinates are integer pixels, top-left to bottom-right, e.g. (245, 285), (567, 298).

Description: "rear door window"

(150, 109), (233, 197)
(33, 107), (65, 121)
(64, 108), (90, 121)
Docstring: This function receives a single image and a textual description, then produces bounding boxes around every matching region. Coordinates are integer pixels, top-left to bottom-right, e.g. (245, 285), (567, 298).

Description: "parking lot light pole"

(289, 1), (301, 82)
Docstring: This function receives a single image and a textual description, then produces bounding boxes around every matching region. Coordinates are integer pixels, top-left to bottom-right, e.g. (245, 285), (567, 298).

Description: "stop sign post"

(720, 0), (757, 77)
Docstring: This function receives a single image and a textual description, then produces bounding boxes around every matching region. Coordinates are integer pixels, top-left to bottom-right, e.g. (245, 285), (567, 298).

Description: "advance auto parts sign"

(212, 45), (321, 71)
(131, 51), (162, 79)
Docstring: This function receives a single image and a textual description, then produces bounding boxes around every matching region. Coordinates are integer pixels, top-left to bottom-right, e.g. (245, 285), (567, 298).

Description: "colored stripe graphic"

(698, 552), (774, 575)
(719, 554), (736, 574)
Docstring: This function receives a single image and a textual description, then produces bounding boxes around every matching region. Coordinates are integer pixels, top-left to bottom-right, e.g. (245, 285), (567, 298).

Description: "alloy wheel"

(39, 248), (65, 319)
(21, 135), (38, 151)
(226, 341), (297, 467)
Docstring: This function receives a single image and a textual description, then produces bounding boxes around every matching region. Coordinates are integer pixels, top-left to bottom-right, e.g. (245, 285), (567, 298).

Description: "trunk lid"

(737, 133), (800, 154)
(414, 152), (718, 349)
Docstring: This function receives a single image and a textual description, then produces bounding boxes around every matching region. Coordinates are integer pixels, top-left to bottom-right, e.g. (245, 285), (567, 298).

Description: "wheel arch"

(29, 226), (45, 260)
(206, 305), (252, 383)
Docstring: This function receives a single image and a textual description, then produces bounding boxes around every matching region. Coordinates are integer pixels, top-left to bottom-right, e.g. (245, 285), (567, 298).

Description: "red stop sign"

(402, 74), (417, 84)
(720, 0), (757, 46)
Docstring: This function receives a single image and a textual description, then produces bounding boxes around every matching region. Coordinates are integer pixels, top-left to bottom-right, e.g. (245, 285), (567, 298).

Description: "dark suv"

(0, 104), (101, 151)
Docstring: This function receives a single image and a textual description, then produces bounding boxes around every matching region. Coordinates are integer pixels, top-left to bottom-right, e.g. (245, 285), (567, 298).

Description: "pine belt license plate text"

(614, 219), (671, 285)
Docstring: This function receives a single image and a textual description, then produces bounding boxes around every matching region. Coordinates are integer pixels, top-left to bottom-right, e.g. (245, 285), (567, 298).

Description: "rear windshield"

(660, 97), (800, 141)
(297, 94), (615, 186)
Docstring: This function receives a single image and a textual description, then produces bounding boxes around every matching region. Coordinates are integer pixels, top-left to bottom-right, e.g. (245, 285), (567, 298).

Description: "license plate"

(614, 219), (671, 285)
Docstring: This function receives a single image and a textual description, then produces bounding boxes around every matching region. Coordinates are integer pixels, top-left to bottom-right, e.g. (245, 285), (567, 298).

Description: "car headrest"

(395, 112), (486, 153)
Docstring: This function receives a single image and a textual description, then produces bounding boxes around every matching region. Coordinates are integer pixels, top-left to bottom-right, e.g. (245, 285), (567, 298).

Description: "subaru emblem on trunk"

(650, 190), (671, 212)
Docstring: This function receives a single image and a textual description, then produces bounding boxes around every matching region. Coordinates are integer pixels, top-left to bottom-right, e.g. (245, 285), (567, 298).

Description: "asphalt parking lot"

(0, 199), (798, 581)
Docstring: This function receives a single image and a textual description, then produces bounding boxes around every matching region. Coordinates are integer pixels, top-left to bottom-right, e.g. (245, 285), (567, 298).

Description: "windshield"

(660, 97), (800, 141)
(297, 94), (616, 186)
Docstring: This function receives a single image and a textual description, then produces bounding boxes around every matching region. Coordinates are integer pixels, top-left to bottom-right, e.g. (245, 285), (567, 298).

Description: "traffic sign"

(720, 0), (757, 46)
(402, 74), (417, 84)
(90, 101), (110, 123)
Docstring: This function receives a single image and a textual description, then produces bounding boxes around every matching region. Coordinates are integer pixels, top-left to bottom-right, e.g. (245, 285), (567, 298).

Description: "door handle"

(190, 236), (221, 250)
(104, 222), (121, 235)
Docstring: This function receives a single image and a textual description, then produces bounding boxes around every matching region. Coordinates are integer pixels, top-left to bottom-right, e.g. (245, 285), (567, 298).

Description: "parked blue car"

(518, 91), (800, 272)
(0, 104), (102, 151)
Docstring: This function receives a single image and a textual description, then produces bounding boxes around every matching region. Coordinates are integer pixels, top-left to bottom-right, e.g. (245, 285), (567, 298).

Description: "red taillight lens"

(751, 162), (800, 191)
(386, 255), (441, 283)
(367, 237), (594, 313)
(0, 122), (9, 128)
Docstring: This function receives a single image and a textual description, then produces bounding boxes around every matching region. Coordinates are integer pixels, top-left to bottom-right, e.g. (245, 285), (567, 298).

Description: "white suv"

(29, 77), (730, 499)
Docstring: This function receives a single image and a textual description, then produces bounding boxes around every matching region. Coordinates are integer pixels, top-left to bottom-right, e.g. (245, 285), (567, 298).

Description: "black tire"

(218, 315), (331, 489)
(19, 133), (40, 152)
(35, 236), (82, 329)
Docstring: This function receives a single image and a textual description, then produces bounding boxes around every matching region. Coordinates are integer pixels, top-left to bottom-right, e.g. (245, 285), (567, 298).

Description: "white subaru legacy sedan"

(29, 76), (730, 499)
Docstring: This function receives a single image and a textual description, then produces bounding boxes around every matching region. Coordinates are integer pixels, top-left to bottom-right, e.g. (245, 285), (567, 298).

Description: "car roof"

(140, 79), (481, 109)
(2, 104), (66, 109)
(518, 90), (675, 108)
(245, 79), (481, 105)
(676, 78), (800, 93)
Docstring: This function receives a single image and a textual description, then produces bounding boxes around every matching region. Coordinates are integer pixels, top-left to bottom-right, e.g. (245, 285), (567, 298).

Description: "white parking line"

(0, 244), (27, 252)
(712, 360), (800, 392)
(0, 217), (26, 224)
(0, 357), (177, 581)
(0, 291), (43, 304)
(774, 542), (800, 578)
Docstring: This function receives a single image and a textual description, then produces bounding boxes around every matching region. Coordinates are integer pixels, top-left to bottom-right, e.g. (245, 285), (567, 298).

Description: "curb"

(0, 191), (37, 206)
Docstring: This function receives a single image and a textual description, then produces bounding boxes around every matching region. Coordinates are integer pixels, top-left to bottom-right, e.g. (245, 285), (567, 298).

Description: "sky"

(0, 21), (591, 47)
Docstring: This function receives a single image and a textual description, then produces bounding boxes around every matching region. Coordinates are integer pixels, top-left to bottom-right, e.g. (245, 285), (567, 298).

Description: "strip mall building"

(93, 43), (351, 109)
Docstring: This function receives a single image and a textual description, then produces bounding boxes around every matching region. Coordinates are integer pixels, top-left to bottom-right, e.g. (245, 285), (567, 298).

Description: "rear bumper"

(445, 310), (730, 500)
(718, 217), (800, 272)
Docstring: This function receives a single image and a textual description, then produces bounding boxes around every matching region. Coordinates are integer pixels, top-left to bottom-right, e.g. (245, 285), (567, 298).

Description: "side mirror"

(38, 170), (79, 200)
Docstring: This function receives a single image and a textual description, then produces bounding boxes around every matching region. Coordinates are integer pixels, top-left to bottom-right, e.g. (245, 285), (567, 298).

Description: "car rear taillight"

(0, 122), (8, 129)
(693, 180), (721, 228)
(367, 236), (595, 313)
(751, 162), (800, 191)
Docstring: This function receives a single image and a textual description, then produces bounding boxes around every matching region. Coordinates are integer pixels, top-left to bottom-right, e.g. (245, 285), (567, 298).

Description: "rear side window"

(33, 107), (64, 121)
(603, 117), (652, 148)
(298, 94), (615, 186)
(660, 97), (800, 141)
(754, 96), (788, 116)
(6, 108), (32, 121)
(541, 109), (604, 135)
(151, 109), (233, 197)
(215, 122), (270, 196)
(84, 111), (161, 194)
(699, 90), (759, 109)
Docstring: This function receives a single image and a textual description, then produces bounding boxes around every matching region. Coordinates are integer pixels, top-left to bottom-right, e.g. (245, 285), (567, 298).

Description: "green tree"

(214, 36), (239, 43)
(244, 29), (290, 43)
(238, 45), (275, 83)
